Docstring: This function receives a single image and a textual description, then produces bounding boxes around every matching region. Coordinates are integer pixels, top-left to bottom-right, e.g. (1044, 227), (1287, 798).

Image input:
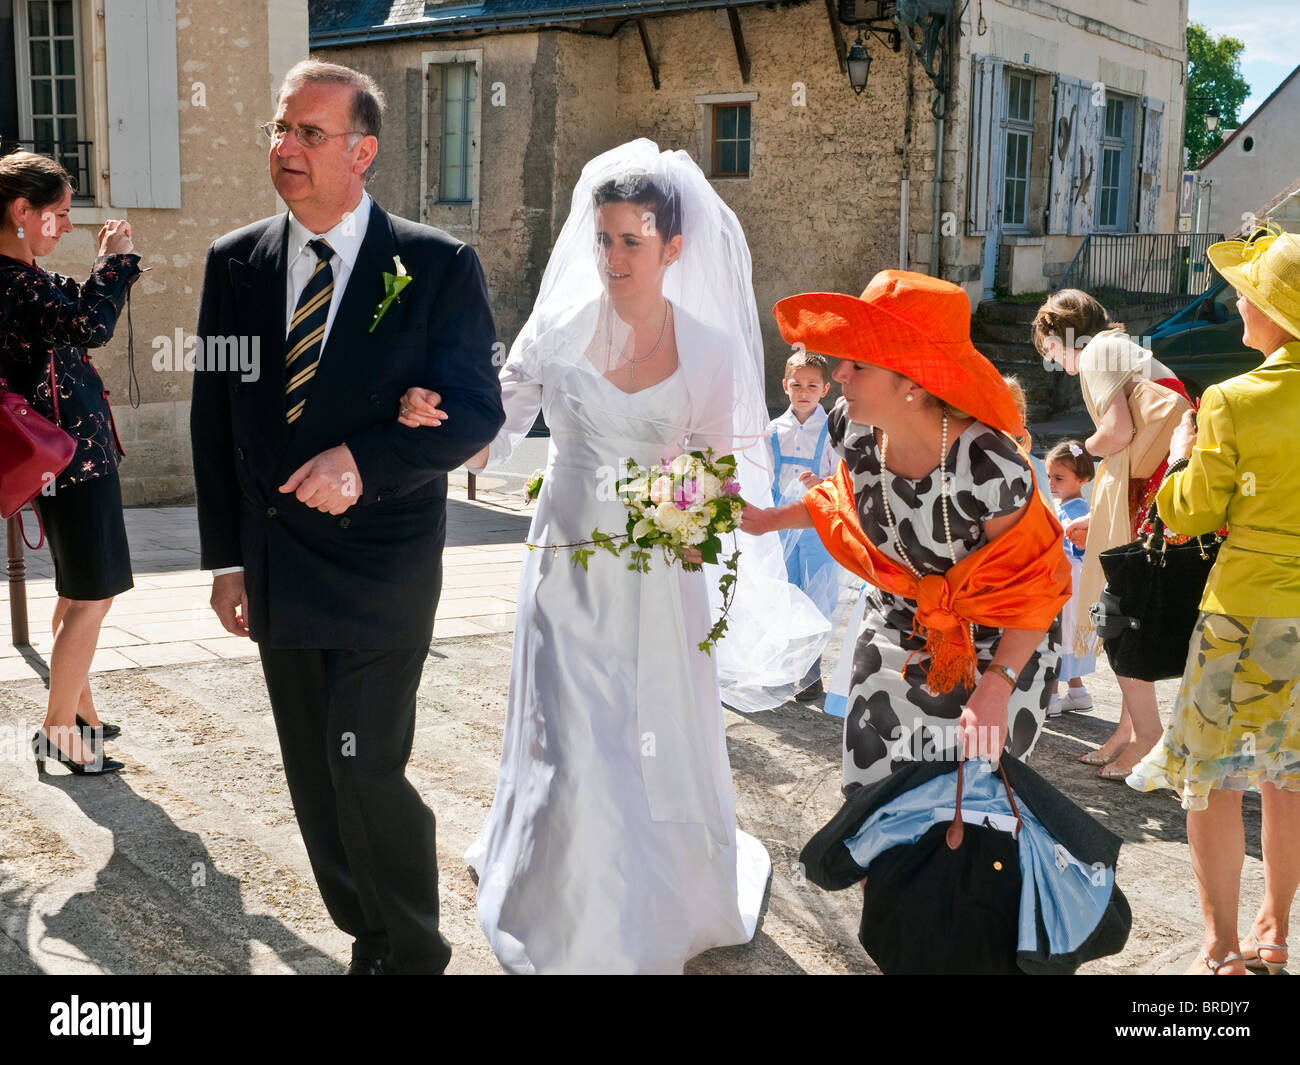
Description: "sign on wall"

(1179, 171), (1196, 217)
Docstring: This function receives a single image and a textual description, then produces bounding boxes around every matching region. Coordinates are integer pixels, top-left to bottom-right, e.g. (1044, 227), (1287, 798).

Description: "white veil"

(511, 139), (829, 710)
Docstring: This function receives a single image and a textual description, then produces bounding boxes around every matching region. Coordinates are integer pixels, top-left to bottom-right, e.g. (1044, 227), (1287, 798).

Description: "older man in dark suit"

(190, 60), (504, 974)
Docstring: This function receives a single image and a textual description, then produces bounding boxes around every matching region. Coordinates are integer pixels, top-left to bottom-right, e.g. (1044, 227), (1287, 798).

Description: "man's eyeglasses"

(258, 121), (364, 149)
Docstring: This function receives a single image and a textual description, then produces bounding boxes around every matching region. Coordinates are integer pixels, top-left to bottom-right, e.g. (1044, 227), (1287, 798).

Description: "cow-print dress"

(827, 399), (1060, 793)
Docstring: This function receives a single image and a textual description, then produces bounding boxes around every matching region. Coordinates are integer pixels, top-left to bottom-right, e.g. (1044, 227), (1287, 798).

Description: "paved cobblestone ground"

(1, 475), (1293, 974)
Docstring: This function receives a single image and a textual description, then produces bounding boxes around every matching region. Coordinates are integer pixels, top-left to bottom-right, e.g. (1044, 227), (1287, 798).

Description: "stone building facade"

(2, 0), (1190, 502)
(2, 0), (307, 504)
(314, 0), (1187, 402)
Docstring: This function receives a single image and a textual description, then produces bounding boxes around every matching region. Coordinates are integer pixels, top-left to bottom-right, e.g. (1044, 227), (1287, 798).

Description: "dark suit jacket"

(190, 201), (505, 649)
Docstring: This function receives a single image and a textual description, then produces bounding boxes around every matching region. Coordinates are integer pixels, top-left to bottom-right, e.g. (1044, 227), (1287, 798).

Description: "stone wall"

(611, 6), (927, 398)
(35, 0), (306, 505)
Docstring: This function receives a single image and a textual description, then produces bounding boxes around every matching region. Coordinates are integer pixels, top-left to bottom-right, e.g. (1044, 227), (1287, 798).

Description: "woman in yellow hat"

(1127, 230), (1300, 975)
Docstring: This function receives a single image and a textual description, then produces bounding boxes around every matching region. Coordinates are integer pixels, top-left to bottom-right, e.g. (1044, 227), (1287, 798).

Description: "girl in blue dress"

(1045, 440), (1096, 716)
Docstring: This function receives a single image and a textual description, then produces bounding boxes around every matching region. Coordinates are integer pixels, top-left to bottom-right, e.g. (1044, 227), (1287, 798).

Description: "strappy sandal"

(1099, 761), (1138, 780)
(1197, 951), (1245, 974)
(1241, 934), (1288, 975)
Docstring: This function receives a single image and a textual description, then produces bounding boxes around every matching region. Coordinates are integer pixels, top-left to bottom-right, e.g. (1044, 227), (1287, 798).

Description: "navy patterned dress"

(0, 252), (139, 489)
(826, 398), (1060, 792)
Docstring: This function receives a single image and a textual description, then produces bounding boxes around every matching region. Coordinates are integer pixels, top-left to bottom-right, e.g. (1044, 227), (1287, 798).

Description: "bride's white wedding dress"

(464, 303), (772, 974)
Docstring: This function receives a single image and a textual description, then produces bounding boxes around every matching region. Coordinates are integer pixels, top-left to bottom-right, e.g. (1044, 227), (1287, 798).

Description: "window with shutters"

(1001, 72), (1033, 230)
(1098, 94), (1134, 231)
(6, 0), (93, 203)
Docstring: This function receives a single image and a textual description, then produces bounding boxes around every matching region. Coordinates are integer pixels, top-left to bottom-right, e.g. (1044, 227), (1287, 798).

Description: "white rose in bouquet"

(669, 453), (695, 477)
(653, 501), (688, 534)
(695, 470), (723, 501)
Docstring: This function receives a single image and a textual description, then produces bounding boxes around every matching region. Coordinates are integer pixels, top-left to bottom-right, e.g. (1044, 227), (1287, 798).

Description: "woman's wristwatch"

(984, 663), (1019, 688)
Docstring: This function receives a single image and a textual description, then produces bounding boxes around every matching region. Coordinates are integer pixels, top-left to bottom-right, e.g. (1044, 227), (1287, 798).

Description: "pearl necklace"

(878, 408), (958, 576)
(878, 408), (977, 659)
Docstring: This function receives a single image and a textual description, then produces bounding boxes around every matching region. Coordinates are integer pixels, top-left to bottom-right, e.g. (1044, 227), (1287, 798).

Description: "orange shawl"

(804, 459), (1071, 694)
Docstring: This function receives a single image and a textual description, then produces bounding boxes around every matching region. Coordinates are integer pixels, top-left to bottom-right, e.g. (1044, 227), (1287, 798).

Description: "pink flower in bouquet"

(674, 478), (703, 510)
(722, 477), (741, 496)
(648, 475), (674, 504)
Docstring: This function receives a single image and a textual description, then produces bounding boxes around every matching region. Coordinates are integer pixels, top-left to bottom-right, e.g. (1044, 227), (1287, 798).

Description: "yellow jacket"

(1156, 340), (1300, 616)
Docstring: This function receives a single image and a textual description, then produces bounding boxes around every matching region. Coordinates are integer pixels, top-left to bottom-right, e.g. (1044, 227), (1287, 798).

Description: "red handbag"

(0, 353), (77, 520)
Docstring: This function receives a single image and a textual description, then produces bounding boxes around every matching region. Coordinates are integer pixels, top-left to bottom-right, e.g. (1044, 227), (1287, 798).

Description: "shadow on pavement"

(28, 773), (340, 974)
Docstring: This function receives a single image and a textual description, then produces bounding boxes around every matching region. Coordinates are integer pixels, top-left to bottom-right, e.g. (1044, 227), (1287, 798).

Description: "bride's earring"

(905, 394), (914, 403)
(16, 225), (24, 239)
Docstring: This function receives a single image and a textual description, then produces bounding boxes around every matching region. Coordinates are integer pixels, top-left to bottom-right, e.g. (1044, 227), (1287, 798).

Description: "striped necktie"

(284, 238), (334, 426)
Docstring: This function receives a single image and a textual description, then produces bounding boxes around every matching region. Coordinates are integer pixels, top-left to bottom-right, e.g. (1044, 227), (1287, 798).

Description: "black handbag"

(801, 756), (1132, 975)
(1090, 495), (1220, 681)
(858, 760), (1024, 974)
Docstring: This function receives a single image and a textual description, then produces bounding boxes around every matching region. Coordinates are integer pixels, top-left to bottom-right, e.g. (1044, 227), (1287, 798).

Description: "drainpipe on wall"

(929, 110), (945, 280)
(927, 5), (955, 282)
(900, 47), (915, 270)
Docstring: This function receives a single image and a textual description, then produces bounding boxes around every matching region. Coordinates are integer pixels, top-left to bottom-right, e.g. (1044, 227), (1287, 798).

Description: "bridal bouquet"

(529, 450), (745, 654)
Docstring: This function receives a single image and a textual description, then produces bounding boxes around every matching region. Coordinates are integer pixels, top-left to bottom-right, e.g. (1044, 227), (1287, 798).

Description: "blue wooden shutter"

(1047, 75), (1081, 234)
(966, 54), (1005, 236)
(1138, 96), (1164, 233)
(105, 0), (181, 208)
(1071, 80), (1103, 234)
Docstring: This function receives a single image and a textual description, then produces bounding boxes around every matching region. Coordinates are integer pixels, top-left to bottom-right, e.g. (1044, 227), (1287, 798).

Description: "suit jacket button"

(237, 447), (245, 461)
(266, 506), (278, 517)
(339, 517), (351, 529)
(369, 393), (380, 405)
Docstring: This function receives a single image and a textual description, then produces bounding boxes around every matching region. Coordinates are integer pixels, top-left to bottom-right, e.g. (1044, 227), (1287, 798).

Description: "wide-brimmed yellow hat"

(1207, 230), (1300, 341)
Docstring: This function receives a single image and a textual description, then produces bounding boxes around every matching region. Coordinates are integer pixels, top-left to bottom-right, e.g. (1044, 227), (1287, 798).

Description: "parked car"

(1148, 274), (1261, 402)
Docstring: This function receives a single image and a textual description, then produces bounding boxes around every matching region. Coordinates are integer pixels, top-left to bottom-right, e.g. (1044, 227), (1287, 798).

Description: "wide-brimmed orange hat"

(773, 270), (1024, 437)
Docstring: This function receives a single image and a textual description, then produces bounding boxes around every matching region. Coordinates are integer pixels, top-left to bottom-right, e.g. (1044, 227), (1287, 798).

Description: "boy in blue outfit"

(767, 351), (838, 700)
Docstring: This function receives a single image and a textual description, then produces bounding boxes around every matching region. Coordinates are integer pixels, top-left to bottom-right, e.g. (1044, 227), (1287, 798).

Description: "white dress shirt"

(284, 190), (372, 343)
(209, 193), (373, 577)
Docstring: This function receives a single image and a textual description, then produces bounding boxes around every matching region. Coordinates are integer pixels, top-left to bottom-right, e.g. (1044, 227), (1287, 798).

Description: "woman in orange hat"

(742, 271), (1070, 791)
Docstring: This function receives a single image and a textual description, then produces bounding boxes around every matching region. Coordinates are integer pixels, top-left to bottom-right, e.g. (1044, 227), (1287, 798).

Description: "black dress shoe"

(75, 716), (121, 741)
(31, 731), (124, 776)
(346, 957), (386, 975)
(795, 679), (824, 703)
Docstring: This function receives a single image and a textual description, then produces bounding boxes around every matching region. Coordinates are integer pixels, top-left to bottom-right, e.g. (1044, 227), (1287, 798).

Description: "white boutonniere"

(369, 255), (413, 333)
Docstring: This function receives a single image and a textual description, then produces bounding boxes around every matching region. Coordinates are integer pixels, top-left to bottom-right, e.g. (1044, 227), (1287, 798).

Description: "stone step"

(977, 339), (1042, 366)
(973, 299), (1042, 325)
(974, 317), (1038, 344)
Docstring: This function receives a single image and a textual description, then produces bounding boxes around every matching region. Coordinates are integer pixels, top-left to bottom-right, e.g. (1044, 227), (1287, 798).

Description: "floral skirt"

(1127, 612), (1300, 810)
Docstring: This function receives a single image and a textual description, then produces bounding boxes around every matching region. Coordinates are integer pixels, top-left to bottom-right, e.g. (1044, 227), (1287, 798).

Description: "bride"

(399, 141), (826, 973)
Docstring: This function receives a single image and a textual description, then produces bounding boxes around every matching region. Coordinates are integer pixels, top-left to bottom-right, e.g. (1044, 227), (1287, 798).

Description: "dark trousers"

(259, 645), (450, 974)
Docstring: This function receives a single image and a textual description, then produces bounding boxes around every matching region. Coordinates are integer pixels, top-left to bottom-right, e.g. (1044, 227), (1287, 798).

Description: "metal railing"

(0, 138), (95, 203)
(1056, 232), (1225, 316)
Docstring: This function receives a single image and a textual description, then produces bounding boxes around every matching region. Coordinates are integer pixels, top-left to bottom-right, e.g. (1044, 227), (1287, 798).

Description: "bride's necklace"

(611, 299), (671, 383)
(878, 408), (958, 577)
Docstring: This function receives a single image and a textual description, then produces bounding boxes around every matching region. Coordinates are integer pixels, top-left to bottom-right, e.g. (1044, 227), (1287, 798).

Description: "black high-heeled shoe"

(74, 715), (121, 741)
(31, 731), (124, 776)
